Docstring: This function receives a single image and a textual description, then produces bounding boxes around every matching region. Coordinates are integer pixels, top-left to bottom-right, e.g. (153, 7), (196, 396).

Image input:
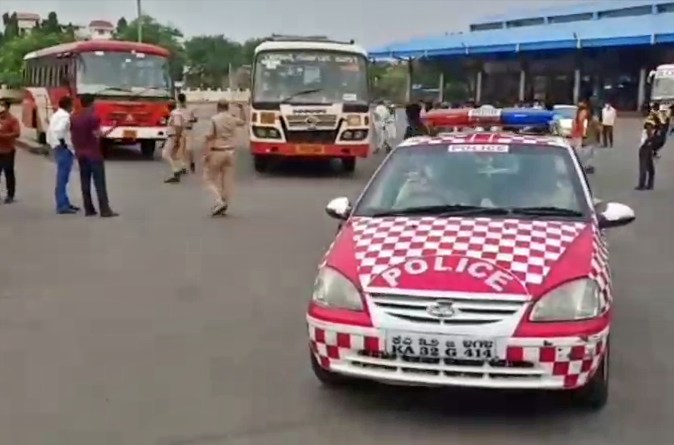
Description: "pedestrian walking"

(70, 94), (119, 217)
(47, 96), (79, 214)
(177, 93), (197, 173)
(373, 100), (392, 153)
(162, 100), (186, 183)
(571, 100), (592, 173)
(601, 102), (616, 147)
(203, 99), (246, 216)
(636, 113), (659, 190)
(403, 102), (430, 139)
(0, 98), (20, 204)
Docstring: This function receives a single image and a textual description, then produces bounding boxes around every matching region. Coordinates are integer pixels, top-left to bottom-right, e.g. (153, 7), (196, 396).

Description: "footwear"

(85, 210), (98, 217)
(189, 162), (196, 173)
(4, 197), (14, 204)
(57, 208), (78, 215)
(635, 186), (645, 190)
(211, 202), (228, 216)
(100, 210), (119, 218)
(69, 205), (80, 212)
(179, 168), (188, 175)
(164, 174), (180, 183)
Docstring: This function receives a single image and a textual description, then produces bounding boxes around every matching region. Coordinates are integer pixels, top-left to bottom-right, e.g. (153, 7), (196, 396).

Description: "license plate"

(386, 332), (502, 360)
(296, 144), (324, 154)
(123, 130), (137, 139)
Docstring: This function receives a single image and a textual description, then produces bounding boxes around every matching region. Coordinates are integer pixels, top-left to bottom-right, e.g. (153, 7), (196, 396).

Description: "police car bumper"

(307, 315), (608, 390)
(101, 126), (169, 140)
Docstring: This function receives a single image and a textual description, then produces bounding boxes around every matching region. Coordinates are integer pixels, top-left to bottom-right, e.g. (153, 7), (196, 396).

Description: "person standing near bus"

(203, 100), (246, 216)
(177, 93), (197, 173)
(601, 102), (616, 148)
(47, 96), (79, 214)
(163, 100), (186, 183)
(0, 98), (20, 204)
(70, 94), (119, 217)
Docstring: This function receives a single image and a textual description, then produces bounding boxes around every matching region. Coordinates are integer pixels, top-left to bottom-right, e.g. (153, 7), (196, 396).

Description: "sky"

(2, 0), (571, 48)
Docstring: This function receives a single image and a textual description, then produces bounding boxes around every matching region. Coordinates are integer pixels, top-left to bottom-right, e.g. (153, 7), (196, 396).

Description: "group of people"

(162, 95), (246, 216)
(637, 102), (673, 190)
(0, 95), (119, 216)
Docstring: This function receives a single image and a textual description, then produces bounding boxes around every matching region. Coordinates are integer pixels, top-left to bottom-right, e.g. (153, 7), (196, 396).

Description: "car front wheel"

(573, 338), (609, 410)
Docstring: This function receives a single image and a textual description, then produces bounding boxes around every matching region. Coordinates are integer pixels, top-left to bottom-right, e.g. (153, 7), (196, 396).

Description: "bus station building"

(369, 0), (674, 110)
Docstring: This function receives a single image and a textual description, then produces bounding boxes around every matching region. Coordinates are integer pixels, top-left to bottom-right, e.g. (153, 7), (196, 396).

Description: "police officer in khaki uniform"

(203, 100), (246, 216)
(177, 93), (197, 173)
(163, 100), (186, 183)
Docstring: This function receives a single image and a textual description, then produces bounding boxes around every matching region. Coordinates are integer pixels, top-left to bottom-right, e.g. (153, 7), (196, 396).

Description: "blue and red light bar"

(422, 107), (556, 128)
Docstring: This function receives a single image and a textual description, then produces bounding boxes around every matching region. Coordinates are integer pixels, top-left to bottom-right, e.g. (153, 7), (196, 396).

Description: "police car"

(307, 108), (635, 409)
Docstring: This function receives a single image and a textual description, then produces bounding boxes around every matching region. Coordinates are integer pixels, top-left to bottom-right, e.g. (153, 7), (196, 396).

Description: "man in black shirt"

(637, 115), (658, 190)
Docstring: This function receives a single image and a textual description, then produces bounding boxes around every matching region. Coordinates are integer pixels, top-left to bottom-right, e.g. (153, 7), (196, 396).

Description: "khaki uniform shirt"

(167, 108), (185, 137)
(210, 111), (245, 149)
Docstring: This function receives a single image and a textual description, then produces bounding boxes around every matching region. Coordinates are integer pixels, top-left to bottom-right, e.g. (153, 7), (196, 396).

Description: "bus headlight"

(353, 130), (367, 140)
(529, 279), (604, 322)
(341, 130), (353, 140)
(253, 126), (281, 139)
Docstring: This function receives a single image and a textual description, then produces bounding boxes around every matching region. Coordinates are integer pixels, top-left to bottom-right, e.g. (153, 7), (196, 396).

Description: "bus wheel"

(253, 155), (268, 173)
(140, 140), (156, 159)
(342, 157), (356, 173)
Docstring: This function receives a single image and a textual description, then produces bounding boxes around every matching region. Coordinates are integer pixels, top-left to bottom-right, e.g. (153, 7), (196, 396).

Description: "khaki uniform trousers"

(162, 136), (181, 173)
(204, 149), (235, 205)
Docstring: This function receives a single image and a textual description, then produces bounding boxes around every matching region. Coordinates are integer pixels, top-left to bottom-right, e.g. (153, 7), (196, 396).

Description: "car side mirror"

(325, 196), (351, 220)
(596, 201), (635, 229)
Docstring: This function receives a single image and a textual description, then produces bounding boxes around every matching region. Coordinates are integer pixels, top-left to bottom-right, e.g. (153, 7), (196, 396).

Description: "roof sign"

(448, 144), (510, 153)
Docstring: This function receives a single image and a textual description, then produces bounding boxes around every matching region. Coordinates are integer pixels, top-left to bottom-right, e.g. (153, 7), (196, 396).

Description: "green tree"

(115, 15), (185, 80)
(41, 11), (61, 34)
(2, 12), (19, 40)
(184, 35), (242, 88)
(116, 17), (128, 35)
(0, 28), (75, 87)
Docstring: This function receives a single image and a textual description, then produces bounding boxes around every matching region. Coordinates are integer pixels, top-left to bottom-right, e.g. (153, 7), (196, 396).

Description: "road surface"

(1, 116), (673, 445)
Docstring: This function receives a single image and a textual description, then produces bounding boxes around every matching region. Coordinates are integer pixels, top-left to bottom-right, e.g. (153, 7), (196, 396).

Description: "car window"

(554, 106), (577, 119)
(353, 143), (591, 216)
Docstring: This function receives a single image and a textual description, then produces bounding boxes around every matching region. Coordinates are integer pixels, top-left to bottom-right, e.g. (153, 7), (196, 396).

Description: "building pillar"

(573, 68), (581, 104)
(637, 67), (647, 111)
(438, 71), (444, 103)
(518, 69), (526, 102)
(475, 71), (483, 104)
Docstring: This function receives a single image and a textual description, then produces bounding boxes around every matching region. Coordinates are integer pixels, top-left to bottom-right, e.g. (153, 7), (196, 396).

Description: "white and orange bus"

(249, 35), (371, 173)
(21, 40), (173, 158)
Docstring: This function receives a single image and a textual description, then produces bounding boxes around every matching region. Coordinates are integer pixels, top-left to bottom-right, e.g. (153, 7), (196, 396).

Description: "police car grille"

(369, 293), (527, 325)
(286, 114), (338, 128)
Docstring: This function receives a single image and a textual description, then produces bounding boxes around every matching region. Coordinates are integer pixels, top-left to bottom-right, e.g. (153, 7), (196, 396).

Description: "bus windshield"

(252, 51), (368, 104)
(77, 51), (172, 97)
(652, 75), (674, 101)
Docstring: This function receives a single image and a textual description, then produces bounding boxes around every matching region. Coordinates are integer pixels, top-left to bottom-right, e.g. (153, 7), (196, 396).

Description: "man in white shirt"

(601, 102), (616, 148)
(373, 100), (395, 153)
(47, 96), (78, 214)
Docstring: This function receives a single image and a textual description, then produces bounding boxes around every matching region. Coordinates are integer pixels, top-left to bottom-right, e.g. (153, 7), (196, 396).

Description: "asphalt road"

(1, 114), (673, 445)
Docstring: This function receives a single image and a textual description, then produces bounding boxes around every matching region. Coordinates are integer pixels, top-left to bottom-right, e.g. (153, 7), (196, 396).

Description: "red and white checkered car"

(308, 130), (635, 410)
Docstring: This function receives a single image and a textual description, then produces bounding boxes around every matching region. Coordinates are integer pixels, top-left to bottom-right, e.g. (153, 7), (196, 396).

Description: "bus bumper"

(102, 126), (169, 141)
(250, 141), (370, 158)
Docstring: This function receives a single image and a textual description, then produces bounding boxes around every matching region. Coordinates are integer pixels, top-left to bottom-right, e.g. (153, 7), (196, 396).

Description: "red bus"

(21, 40), (173, 158)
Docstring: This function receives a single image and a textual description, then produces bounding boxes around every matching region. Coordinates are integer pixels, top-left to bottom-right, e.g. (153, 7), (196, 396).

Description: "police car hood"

(323, 216), (598, 300)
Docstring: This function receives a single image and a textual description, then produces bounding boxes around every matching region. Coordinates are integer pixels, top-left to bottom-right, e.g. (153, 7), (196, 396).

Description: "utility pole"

(136, 0), (142, 42)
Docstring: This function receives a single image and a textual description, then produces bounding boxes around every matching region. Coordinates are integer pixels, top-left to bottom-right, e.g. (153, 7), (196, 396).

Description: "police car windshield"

(353, 143), (590, 218)
(252, 51), (368, 104)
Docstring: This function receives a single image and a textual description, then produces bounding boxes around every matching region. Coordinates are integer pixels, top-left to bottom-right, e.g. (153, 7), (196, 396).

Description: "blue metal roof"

(473, 0), (670, 26)
(369, 11), (674, 59)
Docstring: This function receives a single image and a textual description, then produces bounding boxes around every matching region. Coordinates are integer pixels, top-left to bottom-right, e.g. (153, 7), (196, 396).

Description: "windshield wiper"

(280, 88), (323, 103)
(507, 206), (584, 217)
(371, 205), (511, 217)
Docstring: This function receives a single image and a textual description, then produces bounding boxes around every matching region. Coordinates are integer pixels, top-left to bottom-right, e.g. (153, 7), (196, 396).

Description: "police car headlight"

(529, 279), (603, 322)
(312, 267), (364, 311)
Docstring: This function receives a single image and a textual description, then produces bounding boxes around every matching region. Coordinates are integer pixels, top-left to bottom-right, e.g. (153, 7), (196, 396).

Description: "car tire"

(574, 338), (609, 410)
(253, 155), (268, 173)
(342, 157), (356, 173)
(310, 351), (352, 387)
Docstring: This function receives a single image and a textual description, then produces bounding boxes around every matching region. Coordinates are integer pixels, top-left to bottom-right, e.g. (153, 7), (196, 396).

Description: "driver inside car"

(499, 156), (576, 209)
(392, 158), (473, 209)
